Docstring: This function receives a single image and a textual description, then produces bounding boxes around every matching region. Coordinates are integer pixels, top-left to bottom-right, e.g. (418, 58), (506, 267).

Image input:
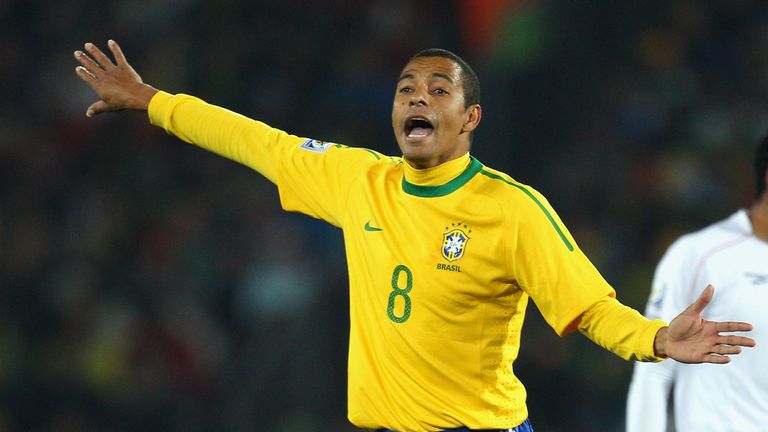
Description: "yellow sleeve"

(510, 186), (615, 336)
(148, 90), (299, 183)
(578, 296), (668, 361)
(147, 91), (382, 227)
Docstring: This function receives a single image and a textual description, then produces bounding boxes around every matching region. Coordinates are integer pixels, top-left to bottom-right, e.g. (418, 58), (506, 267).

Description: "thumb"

(686, 284), (714, 315)
(86, 100), (111, 117)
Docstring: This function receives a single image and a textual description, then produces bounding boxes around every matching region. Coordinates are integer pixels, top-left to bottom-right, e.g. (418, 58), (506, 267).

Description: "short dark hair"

(756, 134), (768, 198)
(411, 48), (480, 108)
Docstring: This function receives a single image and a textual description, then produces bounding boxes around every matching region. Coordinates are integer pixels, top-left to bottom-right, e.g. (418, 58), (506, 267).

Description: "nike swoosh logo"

(364, 221), (383, 232)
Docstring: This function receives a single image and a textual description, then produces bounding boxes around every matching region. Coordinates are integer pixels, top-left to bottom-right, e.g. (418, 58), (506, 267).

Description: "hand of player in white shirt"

(654, 284), (756, 363)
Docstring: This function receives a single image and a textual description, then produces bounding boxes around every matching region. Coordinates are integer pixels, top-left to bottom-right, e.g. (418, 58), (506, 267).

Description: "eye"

(399, 86), (413, 94)
(433, 88), (449, 95)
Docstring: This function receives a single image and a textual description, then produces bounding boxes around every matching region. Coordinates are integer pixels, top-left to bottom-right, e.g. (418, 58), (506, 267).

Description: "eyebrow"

(397, 72), (455, 84)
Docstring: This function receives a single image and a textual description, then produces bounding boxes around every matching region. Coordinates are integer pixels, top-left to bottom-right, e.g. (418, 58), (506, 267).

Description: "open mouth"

(405, 116), (434, 138)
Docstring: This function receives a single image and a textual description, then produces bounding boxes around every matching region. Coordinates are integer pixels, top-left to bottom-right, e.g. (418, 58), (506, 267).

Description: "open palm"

(664, 285), (755, 364)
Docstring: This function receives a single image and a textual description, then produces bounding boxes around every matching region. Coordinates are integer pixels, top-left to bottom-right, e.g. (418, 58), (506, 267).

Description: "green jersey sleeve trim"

(332, 144), (382, 160)
(361, 148), (382, 160)
(480, 170), (575, 252)
(401, 157), (483, 197)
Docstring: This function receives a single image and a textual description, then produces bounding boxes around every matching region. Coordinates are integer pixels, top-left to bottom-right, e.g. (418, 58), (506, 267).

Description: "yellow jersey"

(148, 91), (665, 432)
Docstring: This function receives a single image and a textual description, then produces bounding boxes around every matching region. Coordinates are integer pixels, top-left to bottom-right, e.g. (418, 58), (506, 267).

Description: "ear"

(461, 104), (482, 134)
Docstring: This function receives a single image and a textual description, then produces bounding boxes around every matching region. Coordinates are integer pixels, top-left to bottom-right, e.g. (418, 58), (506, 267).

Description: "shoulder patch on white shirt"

(300, 139), (334, 153)
(645, 281), (666, 318)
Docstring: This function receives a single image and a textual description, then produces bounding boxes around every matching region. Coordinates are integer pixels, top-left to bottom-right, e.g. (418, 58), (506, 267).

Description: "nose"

(409, 86), (428, 107)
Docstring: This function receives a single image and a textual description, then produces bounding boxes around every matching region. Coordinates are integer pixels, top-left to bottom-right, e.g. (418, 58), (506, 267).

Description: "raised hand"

(655, 284), (756, 364)
(74, 40), (157, 117)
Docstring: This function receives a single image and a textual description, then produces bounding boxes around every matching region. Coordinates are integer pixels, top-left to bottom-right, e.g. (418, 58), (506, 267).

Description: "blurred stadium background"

(1, 0), (767, 431)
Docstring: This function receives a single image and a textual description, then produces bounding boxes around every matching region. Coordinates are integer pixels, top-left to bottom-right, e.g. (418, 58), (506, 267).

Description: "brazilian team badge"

(442, 223), (470, 262)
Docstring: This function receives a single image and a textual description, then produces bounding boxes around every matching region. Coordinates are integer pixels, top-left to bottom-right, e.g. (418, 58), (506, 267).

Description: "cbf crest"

(441, 222), (471, 262)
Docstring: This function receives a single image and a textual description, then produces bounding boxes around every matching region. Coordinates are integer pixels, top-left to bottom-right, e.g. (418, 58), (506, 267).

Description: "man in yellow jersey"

(73, 40), (756, 432)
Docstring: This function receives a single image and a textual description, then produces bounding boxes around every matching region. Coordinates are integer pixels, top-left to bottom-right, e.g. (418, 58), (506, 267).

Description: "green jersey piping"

(401, 157), (483, 198)
(479, 170), (574, 252)
(361, 148), (382, 160)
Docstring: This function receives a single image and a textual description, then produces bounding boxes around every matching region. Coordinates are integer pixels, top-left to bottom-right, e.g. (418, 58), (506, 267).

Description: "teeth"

(408, 128), (431, 137)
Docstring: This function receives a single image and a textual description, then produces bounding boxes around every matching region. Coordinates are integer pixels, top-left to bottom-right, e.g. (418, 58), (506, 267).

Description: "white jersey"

(626, 210), (768, 432)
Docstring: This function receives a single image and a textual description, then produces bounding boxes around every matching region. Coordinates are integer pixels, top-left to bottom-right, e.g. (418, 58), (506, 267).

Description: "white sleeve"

(626, 237), (694, 432)
(626, 360), (675, 431)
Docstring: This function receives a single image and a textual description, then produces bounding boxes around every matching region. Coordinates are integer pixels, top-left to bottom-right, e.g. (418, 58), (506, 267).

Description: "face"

(392, 56), (481, 169)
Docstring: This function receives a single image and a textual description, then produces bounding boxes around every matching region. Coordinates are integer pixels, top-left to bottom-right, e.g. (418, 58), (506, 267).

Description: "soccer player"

(73, 40), (756, 432)
(625, 138), (768, 431)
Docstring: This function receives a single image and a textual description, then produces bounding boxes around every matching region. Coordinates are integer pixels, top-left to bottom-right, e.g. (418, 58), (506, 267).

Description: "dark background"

(1, 1), (767, 431)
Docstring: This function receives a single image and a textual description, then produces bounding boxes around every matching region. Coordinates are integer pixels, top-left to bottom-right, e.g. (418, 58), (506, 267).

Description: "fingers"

(74, 50), (104, 78)
(84, 42), (116, 70)
(686, 284), (714, 315)
(713, 344), (742, 355)
(74, 39), (141, 118)
(86, 100), (110, 118)
(74, 65), (96, 82)
(107, 39), (130, 68)
(702, 354), (731, 364)
(717, 334), (756, 347)
(715, 320), (754, 333)
(702, 343), (746, 363)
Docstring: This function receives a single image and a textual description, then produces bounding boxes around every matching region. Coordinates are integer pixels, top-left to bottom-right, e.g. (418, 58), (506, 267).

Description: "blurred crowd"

(1, 1), (767, 431)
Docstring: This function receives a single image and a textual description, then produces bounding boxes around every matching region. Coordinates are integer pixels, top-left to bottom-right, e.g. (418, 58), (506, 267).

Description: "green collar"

(402, 157), (483, 197)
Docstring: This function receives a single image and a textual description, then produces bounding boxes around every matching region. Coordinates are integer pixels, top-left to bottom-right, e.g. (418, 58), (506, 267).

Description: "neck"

(403, 153), (471, 186)
(749, 194), (768, 241)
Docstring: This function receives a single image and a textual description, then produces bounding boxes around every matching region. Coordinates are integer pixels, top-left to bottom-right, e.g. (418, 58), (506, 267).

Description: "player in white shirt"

(626, 137), (768, 432)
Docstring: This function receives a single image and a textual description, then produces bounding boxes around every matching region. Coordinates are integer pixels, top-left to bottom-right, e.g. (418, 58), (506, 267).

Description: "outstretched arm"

(74, 40), (157, 117)
(71, 40), (290, 182)
(577, 284), (755, 364)
(654, 284), (755, 363)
